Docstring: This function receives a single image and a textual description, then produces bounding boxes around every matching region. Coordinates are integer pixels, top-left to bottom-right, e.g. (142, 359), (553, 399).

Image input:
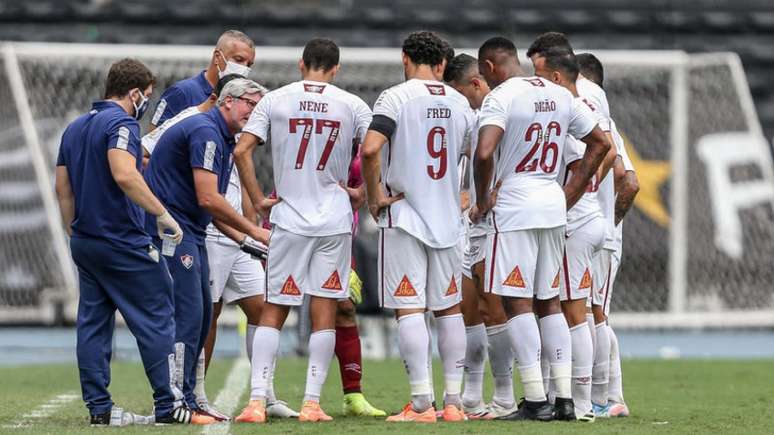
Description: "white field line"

(2, 391), (79, 429)
(202, 358), (250, 435)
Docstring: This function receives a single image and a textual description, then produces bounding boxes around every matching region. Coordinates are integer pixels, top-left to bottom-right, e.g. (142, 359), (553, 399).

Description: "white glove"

(156, 210), (183, 244)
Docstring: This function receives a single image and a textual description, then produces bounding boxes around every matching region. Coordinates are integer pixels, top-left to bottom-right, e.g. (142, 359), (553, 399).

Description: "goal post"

(0, 42), (771, 328)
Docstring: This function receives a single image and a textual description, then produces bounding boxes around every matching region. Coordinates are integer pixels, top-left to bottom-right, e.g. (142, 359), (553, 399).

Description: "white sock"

(591, 322), (610, 405)
(250, 327), (279, 401)
(587, 313), (596, 350)
(541, 348), (553, 403)
(425, 313), (435, 404)
(462, 323), (487, 408)
(303, 329), (335, 402)
(607, 325), (625, 404)
(436, 314), (466, 406)
(266, 356), (278, 403)
(507, 313), (545, 402)
(486, 323), (515, 408)
(539, 313), (572, 400)
(399, 313), (432, 412)
(246, 324), (258, 361)
(570, 323), (594, 415)
(193, 350), (206, 402)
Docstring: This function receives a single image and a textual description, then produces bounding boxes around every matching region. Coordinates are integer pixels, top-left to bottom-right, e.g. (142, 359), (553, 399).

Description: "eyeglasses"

(236, 97), (258, 110)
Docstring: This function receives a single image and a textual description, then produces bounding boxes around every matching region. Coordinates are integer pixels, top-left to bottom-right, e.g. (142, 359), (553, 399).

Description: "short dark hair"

(216, 73), (244, 96)
(104, 58), (154, 99)
(302, 38), (340, 72)
(442, 40), (455, 65)
(543, 47), (579, 82)
(526, 32), (573, 58)
(478, 36), (517, 60)
(577, 53), (604, 88)
(402, 31), (447, 67)
(444, 53), (477, 84)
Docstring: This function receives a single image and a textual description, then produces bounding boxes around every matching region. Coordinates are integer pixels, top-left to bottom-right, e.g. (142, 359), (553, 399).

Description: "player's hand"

(255, 196), (281, 219)
(368, 190), (404, 220)
(340, 182), (366, 211)
(240, 235), (268, 261)
(156, 210), (183, 244)
(470, 180), (502, 224)
(248, 227), (271, 246)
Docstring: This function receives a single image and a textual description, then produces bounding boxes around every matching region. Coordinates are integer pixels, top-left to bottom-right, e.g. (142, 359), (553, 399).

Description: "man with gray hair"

(144, 77), (270, 423)
(149, 30), (256, 130)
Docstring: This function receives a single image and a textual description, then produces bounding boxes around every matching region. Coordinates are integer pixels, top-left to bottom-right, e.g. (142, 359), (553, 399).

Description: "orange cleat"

(234, 400), (267, 424)
(386, 403), (437, 423)
(190, 410), (217, 425)
(298, 400), (333, 422)
(441, 404), (467, 422)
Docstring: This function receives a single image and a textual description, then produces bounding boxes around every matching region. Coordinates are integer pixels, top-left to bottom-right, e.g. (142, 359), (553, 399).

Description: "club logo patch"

(303, 83), (326, 93)
(180, 254), (194, 270)
(394, 275), (417, 297)
(280, 275), (301, 296)
(503, 266), (526, 288)
(425, 84), (446, 95)
(445, 276), (458, 296)
(321, 270), (343, 291)
(579, 268), (593, 289)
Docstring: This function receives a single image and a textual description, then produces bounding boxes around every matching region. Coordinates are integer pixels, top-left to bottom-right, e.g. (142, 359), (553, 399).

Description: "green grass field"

(1, 358), (771, 434)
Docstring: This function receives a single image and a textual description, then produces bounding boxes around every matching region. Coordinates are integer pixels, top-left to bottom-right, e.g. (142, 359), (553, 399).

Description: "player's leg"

(460, 244), (487, 417)
(488, 230), (553, 421)
(606, 252), (629, 417)
(560, 218), (606, 422)
(534, 226), (574, 421)
(590, 250), (613, 417)
(381, 228), (436, 423)
(428, 243), (466, 422)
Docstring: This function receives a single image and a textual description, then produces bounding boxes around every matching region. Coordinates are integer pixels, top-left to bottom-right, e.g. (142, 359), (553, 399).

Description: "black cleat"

(154, 406), (195, 425)
(495, 399), (554, 421)
(553, 397), (576, 421)
(90, 411), (111, 426)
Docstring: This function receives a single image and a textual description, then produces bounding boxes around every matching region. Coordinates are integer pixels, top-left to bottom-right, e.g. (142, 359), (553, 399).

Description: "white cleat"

(462, 400), (488, 420)
(608, 402), (630, 417)
(267, 400), (300, 418)
(478, 401), (519, 420)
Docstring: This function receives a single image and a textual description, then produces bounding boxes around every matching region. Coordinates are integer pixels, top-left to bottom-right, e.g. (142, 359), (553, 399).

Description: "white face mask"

(216, 50), (251, 78)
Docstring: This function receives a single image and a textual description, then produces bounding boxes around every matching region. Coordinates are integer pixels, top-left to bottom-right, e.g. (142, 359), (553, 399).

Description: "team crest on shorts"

(579, 268), (593, 289)
(321, 271), (343, 291)
(281, 275), (301, 296)
(503, 266), (526, 288)
(445, 276), (458, 296)
(394, 275), (417, 297)
(180, 254), (194, 270)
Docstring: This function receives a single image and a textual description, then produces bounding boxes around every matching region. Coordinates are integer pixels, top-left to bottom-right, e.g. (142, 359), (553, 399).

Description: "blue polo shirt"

(150, 70), (214, 127)
(56, 101), (150, 248)
(144, 107), (235, 245)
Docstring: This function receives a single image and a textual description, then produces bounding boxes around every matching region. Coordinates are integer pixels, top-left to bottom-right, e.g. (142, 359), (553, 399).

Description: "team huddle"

(54, 28), (638, 426)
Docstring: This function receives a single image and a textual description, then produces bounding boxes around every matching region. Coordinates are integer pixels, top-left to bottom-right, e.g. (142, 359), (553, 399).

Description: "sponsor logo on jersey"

(180, 254), (194, 270)
(321, 270), (343, 291)
(503, 265), (526, 288)
(280, 275), (301, 296)
(552, 270), (561, 288)
(445, 276), (458, 296)
(394, 275), (417, 297)
(303, 83), (326, 94)
(425, 84), (446, 96)
(579, 268), (593, 289)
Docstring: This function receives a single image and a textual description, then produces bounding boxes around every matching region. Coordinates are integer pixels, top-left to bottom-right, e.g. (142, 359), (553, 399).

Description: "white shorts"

(560, 216), (606, 302)
(378, 227), (462, 311)
(462, 235), (487, 280)
(605, 251), (621, 316)
(591, 248), (613, 313)
(206, 238), (264, 305)
(265, 226), (351, 306)
(485, 226), (564, 300)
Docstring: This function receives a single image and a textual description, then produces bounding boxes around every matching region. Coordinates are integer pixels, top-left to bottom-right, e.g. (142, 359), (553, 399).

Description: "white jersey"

(466, 112), (491, 238)
(205, 166), (243, 244)
(577, 77), (612, 133)
(559, 135), (603, 235)
(612, 119), (635, 253)
(478, 76), (598, 233)
(243, 80), (372, 237)
(142, 106), (200, 154)
(374, 79), (474, 249)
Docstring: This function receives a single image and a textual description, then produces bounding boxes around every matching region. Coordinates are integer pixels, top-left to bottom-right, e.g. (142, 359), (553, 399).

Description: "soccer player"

(472, 36), (610, 421)
(149, 30), (255, 131)
(362, 31), (474, 423)
(233, 38), (372, 423)
(55, 58), (200, 425)
(444, 53), (517, 420)
(143, 75), (298, 420)
(144, 78), (270, 422)
(577, 52), (639, 418)
(531, 48), (612, 421)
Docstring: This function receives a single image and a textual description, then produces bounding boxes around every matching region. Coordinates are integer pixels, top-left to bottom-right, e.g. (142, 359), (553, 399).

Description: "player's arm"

(193, 169), (270, 245)
(596, 131), (618, 180)
(240, 177), (258, 223)
(233, 132), (276, 217)
(566, 126), (610, 209)
(54, 165), (74, 236)
(614, 163), (639, 225)
(212, 219), (268, 259)
(472, 125), (503, 219)
(361, 125), (402, 219)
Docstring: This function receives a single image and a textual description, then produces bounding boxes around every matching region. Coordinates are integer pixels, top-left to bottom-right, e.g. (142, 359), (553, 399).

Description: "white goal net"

(0, 42), (772, 328)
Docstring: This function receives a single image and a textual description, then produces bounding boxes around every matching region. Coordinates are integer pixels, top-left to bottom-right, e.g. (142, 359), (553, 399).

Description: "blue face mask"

(132, 90), (149, 121)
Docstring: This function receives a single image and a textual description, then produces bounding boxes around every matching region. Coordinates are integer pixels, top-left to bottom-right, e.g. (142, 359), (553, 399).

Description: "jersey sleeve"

(478, 91), (508, 130)
(151, 86), (186, 127)
(563, 135), (585, 165)
(460, 108), (477, 156)
(242, 93), (271, 144)
(613, 127), (635, 171)
(582, 93), (611, 132)
(107, 119), (142, 159)
(568, 98), (598, 140)
(189, 126), (224, 175)
(56, 127), (68, 166)
(372, 88), (401, 122)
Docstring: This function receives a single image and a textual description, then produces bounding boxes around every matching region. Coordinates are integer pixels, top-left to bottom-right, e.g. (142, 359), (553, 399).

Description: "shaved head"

(478, 36), (522, 89)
